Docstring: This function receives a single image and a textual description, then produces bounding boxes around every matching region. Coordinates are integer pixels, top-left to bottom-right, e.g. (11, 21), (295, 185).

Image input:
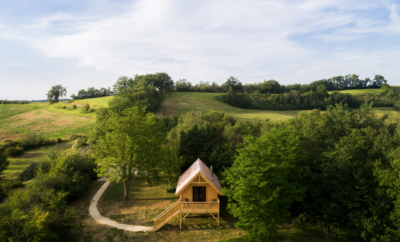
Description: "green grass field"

(327, 88), (384, 94)
(0, 103), (95, 143)
(71, 90), (400, 123)
(160, 92), (305, 122)
(1, 141), (74, 181)
(73, 96), (114, 107)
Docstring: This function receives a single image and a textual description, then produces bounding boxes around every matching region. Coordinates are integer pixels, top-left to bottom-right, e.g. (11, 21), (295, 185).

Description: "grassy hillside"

(160, 92), (305, 122)
(72, 91), (400, 123)
(327, 88), (384, 94)
(73, 96), (114, 107)
(0, 103), (95, 143)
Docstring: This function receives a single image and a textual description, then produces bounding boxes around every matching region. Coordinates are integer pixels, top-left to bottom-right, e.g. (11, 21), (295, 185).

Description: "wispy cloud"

(1, 0), (400, 100)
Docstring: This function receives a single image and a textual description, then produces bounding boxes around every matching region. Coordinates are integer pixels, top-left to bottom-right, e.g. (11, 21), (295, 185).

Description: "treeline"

(0, 100), (29, 104)
(175, 74), (387, 93)
(71, 86), (114, 99)
(221, 103), (400, 240)
(216, 83), (399, 111)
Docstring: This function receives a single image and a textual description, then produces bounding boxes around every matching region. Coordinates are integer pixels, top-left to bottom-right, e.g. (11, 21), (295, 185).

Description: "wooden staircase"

(154, 199), (181, 231)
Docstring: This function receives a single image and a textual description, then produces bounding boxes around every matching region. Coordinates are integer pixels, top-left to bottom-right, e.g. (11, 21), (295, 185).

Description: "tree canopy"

(92, 106), (165, 200)
(46, 85), (67, 103)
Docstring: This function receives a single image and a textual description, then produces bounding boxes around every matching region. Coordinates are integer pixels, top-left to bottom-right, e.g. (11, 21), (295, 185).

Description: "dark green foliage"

(216, 86), (398, 111)
(0, 152), (97, 241)
(71, 86), (113, 99)
(223, 127), (307, 241)
(0, 150), (9, 177)
(47, 84), (67, 103)
(0, 185), (5, 201)
(81, 103), (91, 113)
(174, 74), (387, 93)
(108, 74), (165, 114)
(0, 100), (29, 104)
(4, 145), (24, 157)
(165, 185), (176, 193)
(19, 162), (38, 181)
(2, 181), (24, 191)
(168, 111), (260, 175)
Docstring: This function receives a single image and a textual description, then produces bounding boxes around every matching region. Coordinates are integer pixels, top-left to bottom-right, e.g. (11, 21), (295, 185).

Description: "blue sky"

(1, 0), (400, 100)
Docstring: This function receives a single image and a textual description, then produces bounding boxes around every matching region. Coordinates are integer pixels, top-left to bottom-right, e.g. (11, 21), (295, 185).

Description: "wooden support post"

(218, 213), (219, 226)
(180, 212), (182, 230)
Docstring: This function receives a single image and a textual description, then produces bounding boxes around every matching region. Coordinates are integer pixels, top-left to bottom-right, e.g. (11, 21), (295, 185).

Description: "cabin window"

(193, 187), (206, 202)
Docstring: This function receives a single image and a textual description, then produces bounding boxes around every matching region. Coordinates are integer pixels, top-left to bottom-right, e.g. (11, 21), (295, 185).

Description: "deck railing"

(154, 200), (220, 231)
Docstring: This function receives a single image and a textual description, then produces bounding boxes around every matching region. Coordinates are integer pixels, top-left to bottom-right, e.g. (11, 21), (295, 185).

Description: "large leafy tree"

(223, 127), (307, 240)
(93, 106), (164, 200)
(46, 85), (67, 103)
(0, 150), (9, 178)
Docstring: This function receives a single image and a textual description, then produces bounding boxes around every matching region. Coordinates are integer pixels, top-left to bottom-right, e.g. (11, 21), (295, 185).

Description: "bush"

(19, 162), (38, 181)
(165, 185), (176, 193)
(3, 181), (24, 191)
(81, 103), (90, 113)
(72, 104), (77, 110)
(0, 185), (5, 201)
(18, 132), (44, 149)
(69, 133), (81, 141)
(74, 136), (87, 149)
(4, 146), (24, 157)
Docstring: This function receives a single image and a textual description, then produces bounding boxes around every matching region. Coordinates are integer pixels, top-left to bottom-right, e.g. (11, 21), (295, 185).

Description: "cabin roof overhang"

(175, 159), (222, 196)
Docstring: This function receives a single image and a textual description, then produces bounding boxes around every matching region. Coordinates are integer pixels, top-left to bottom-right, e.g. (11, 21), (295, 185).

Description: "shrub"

(74, 136), (88, 149)
(0, 150), (9, 177)
(3, 181), (24, 191)
(81, 103), (90, 113)
(165, 185), (176, 193)
(72, 104), (77, 110)
(4, 146), (24, 157)
(19, 162), (38, 181)
(69, 133), (81, 141)
(18, 132), (44, 149)
(0, 185), (5, 201)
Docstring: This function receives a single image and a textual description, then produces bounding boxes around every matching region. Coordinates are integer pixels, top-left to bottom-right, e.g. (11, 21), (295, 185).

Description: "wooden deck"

(154, 200), (220, 231)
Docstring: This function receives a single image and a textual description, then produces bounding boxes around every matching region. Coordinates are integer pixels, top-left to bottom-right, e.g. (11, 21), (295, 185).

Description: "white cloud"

(2, 0), (400, 92)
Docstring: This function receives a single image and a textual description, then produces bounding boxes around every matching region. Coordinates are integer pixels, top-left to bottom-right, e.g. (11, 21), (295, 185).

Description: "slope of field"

(71, 91), (400, 123)
(160, 92), (304, 122)
(0, 103), (95, 143)
(73, 96), (113, 107)
(327, 88), (384, 94)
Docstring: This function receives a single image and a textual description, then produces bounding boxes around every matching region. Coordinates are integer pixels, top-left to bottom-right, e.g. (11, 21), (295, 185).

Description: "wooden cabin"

(154, 159), (222, 231)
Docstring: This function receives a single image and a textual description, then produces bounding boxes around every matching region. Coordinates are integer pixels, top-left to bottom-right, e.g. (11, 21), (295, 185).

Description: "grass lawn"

(0, 104), (95, 143)
(160, 92), (305, 122)
(327, 88), (384, 95)
(47, 102), (97, 120)
(73, 96), (114, 107)
(1, 141), (75, 181)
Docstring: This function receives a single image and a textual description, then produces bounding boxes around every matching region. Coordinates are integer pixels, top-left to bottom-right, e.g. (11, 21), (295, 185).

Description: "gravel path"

(89, 180), (154, 232)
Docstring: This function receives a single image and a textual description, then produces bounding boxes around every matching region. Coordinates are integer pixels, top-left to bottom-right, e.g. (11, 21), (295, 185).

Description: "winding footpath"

(89, 180), (154, 232)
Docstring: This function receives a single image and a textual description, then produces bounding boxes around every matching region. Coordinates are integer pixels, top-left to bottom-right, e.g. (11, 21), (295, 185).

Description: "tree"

(223, 127), (307, 240)
(93, 106), (164, 201)
(224, 76), (243, 93)
(0, 150), (9, 178)
(46, 85), (67, 103)
(153, 72), (174, 94)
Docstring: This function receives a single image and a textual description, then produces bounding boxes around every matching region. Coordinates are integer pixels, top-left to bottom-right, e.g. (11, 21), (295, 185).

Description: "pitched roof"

(175, 158), (222, 195)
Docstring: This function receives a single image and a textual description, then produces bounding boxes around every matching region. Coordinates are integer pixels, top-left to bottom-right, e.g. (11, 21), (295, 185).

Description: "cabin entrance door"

(193, 187), (206, 202)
